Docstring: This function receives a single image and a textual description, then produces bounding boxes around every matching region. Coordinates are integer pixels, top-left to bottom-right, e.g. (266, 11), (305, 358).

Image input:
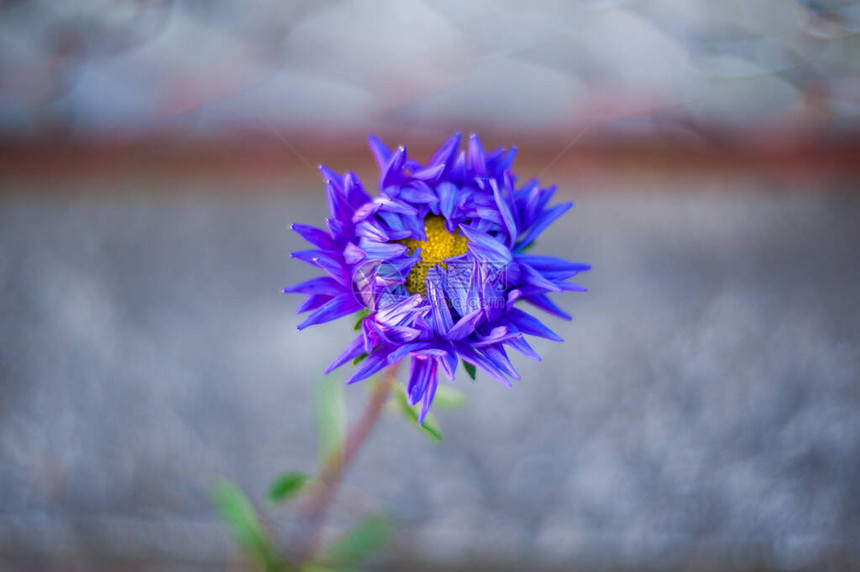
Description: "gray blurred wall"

(1, 174), (858, 569)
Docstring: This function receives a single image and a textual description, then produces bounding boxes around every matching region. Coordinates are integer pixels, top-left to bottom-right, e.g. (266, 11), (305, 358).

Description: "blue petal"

(296, 294), (330, 314)
(400, 183), (439, 204)
(494, 146), (517, 174)
(426, 267), (454, 335)
(291, 223), (334, 250)
(559, 282), (588, 292)
(467, 133), (486, 176)
(297, 294), (362, 330)
(318, 165), (343, 189)
(504, 308), (563, 342)
(343, 243), (366, 265)
(455, 344), (511, 385)
(324, 335), (366, 373)
(377, 198), (418, 216)
(325, 181), (352, 224)
(407, 356), (434, 405)
(346, 352), (390, 385)
(352, 201), (380, 223)
(459, 225), (512, 264)
(381, 146), (407, 188)
(491, 179), (518, 245)
(437, 341), (458, 381)
(472, 325), (521, 346)
(520, 263), (563, 293)
(283, 276), (342, 296)
(437, 182), (458, 224)
(524, 293), (572, 320)
(515, 254), (591, 275)
(482, 344), (520, 380)
(410, 163), (445, 182)
(355, 220), (390, 242)
(445, 308), (484, 341)
(517, 201), (571, 248)
(450, 150), (467, 180)
(291, 250), (346, 280)
(387, 341), (433, 364)
(506, 335), (542, 361)
(344, 172), (372, 208)
(418, 367), (438, 424)
(357, 238), (408, 260)
(367, 134), (392, 171)
(428, 132), (461, 170)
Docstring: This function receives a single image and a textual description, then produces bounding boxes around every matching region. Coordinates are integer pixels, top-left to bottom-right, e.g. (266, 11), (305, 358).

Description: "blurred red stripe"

(1, 131), (858, 190)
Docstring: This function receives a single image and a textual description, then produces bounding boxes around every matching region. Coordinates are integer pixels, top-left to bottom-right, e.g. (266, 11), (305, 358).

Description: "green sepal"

(353, 308), (370, 330)
(463, 361), (477, 381)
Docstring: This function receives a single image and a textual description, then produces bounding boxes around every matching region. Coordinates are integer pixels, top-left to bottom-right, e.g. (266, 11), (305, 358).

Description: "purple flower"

(285, 133), (589, 423)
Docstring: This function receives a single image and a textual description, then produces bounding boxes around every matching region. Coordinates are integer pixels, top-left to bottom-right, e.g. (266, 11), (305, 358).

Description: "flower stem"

(293, 362), (401, 563)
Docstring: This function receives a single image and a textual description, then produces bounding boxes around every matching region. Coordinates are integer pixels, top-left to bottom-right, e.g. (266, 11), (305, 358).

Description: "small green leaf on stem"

(352, 353), (367, 366)
(395, 386), (443, 442)
(323, 514), (395, 566)
(267, 471), (310, 505)
(463, 361), (477, 381)
(211, 479), (282, 571)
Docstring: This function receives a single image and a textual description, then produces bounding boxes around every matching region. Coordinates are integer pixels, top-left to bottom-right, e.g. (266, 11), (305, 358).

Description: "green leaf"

(395, 386), (442, 442)
(323, 514), (395, 566)
(463, 361), (477, 381)
(432, 385), (467, 409)
(352, 353), (367, 366)
(415, 411), (443, 442)
(317, 374), (346, 467)
(211, 479), (282, 571)
(268, 471), (310, 505)
(353, 308), (370, 330)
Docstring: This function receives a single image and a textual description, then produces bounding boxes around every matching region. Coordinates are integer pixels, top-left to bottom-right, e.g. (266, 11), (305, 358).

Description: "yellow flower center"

(398, 215), (469, 296)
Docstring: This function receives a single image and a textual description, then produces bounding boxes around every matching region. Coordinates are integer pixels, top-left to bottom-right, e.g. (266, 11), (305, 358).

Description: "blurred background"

(1, 0), (860, 570)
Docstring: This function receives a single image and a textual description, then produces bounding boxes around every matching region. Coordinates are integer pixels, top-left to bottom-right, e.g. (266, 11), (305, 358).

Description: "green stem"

(293, 362), (401, 564)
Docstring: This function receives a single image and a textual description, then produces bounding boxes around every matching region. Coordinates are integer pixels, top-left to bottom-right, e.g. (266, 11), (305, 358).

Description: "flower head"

(285, 133), (589, 423)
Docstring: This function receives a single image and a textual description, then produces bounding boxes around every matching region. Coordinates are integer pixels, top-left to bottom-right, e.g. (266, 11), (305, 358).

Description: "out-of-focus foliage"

(212, 479), (284, 571)
(268, 471), (311, 505)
